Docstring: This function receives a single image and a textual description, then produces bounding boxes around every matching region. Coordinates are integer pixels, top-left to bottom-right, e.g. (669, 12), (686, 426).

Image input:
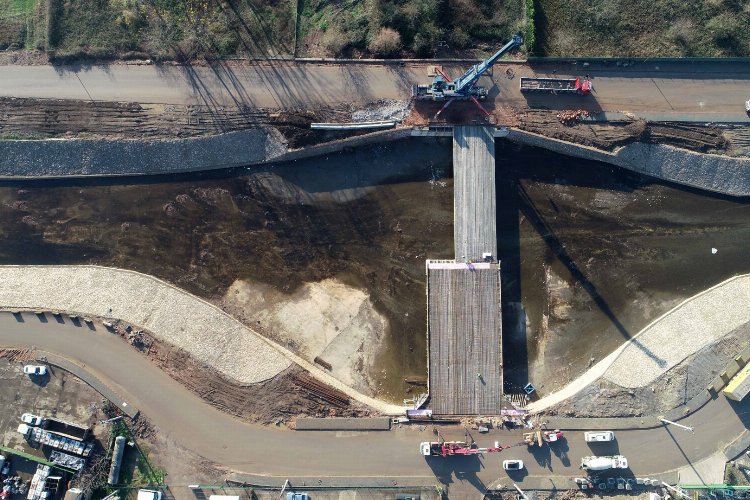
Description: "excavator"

(411, 34), (523, 119)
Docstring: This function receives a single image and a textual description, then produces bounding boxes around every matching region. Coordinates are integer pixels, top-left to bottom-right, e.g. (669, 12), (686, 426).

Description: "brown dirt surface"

(516, 109), (727, 152)
(112, 319), (373, 424)
(0, 347), (36, 362)
(0, 97), (362, 144)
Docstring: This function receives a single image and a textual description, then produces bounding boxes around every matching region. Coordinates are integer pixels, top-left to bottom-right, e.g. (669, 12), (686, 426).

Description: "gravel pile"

(0, 128), (287, 178)
(0, 265), (291, 384)
(352, 100), (409, 123)
(604, 275), (750, 388)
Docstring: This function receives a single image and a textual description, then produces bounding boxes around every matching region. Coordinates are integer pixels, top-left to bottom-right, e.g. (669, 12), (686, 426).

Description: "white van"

(137, 490), (162, 500)
(584, 431), (615, 442)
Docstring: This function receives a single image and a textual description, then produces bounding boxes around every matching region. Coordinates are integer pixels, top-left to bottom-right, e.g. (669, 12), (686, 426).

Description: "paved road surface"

(1, 312), (748, 494)
(1, 61), (749, 121)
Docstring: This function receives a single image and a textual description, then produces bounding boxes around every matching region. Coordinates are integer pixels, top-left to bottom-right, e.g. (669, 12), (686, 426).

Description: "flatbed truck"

(520, 77), (593, 95)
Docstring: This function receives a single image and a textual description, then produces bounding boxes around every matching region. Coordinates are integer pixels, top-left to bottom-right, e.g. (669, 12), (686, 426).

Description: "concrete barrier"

(294, 417), (391, 431)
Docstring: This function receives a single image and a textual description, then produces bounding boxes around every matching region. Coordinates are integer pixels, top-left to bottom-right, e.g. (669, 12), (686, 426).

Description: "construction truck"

(580, 455), (629, 471)
(520, 77), (593, 95)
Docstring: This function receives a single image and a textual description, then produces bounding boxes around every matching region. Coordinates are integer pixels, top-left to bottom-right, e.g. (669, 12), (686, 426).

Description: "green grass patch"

(0, 0), (43, 50)
(524, 0), (535, 55)
(44, 0), (297, 60)
(6, 0), (37, 15)
(111, 420), (166, 488)
(0, 131), (47, 140)
(536, 0), (750, 57)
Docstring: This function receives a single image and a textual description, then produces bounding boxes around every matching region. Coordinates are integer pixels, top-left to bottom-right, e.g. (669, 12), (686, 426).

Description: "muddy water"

(0, 138), (748, 402)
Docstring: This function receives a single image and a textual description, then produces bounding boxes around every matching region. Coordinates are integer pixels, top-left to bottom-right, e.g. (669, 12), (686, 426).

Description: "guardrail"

(310, 121), (396, 130)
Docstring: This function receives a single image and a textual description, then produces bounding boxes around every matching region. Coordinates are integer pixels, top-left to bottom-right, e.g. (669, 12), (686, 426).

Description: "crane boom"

(452, 34), (523, 94)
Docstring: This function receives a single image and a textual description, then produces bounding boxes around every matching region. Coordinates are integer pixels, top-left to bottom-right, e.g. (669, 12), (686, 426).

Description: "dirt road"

(0, 311), (748, 493)
(1, 61), (749, 121)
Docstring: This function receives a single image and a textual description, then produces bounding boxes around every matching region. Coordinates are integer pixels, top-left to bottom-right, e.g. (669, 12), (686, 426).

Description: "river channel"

(0, 137), (748, 401)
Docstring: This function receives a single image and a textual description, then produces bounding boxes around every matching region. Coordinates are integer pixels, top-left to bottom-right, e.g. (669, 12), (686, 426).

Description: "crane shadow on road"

(424, 454), (487, 496)
(550, 439), (571, 468)
(661, 424), (704, 484)
(527, 444), (553, 471)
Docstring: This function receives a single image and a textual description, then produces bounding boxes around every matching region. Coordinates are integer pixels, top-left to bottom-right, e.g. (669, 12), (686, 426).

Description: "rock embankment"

(507, 129), (750, 197)
(604, 274), (750, 388)
(0, 128), (287, 178)
(0, 265), (291, 384)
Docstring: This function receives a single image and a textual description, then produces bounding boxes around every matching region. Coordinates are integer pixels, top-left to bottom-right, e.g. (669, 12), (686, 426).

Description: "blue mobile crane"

(411, 34), (523, 118)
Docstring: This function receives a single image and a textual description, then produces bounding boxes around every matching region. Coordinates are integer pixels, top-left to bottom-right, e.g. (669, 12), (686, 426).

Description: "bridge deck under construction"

(427, 261), (503, 415)
(453, 125), (497, 263)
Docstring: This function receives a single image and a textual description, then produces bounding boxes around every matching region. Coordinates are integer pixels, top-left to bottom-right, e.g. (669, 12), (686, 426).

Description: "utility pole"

(659, 417), (694, 433)
(662, 481), (689, 499)
(513, 483), (528, 500)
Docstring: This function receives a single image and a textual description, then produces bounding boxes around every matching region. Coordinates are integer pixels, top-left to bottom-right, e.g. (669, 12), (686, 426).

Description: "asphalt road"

(1, 311), (748, 494)
(1, 61), (749, 120)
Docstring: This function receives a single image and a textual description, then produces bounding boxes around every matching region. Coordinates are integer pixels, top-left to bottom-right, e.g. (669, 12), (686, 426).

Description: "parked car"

(21, 413), (43, 426)
(584, 431), (615, 442)
(23, 365), (47, 376)
(617, 478), (625, 490)
(503, 459), (524, 471)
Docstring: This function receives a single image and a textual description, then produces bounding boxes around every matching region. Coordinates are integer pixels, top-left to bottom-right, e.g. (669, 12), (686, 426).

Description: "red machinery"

(420, 440), (512, 457)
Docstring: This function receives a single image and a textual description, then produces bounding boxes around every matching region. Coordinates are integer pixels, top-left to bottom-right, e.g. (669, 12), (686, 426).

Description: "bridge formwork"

(426, 125), (503, 416)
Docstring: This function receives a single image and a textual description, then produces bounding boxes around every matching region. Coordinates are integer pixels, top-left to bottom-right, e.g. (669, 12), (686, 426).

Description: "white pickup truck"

(580, 455), (628, 471)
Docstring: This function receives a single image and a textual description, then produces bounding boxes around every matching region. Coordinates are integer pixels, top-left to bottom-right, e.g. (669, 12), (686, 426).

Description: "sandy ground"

(221, 278), (387, 394)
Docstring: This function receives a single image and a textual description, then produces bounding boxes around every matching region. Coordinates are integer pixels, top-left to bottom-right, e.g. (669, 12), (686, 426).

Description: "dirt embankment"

(0, 97), (406, 149)
(515, 109), (728, 153)
(112, 321), (372, 425)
